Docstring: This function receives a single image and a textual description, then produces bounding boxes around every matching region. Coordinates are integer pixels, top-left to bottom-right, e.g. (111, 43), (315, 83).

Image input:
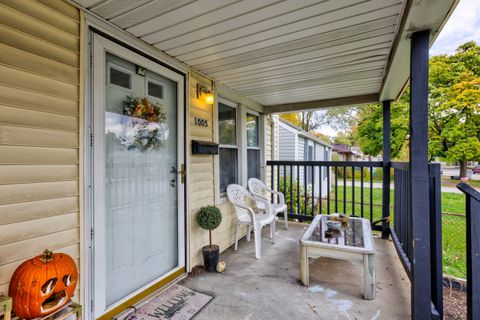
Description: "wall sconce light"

(197, 84), (214, 104)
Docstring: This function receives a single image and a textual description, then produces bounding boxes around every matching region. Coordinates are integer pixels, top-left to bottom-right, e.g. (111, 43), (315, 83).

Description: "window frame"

(215, 99), (265, 204)
(245, 111), (261, 180)
(145, 77), (166, 101)
(107, 62), (133, 91)
(216, 98), (240, 199)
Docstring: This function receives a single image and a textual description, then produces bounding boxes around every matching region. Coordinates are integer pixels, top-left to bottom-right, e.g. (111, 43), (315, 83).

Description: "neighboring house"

(333, 144), (365, 161)
(278, 119), (332, 198)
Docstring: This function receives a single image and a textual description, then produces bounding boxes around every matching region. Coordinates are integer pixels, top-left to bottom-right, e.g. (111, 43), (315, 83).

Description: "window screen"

(247, 113), (260, 180)
(246, 114), (259, 147)
(247, 149), (260, 179)
(219, 148), (238, 193)
(218, 103), (236, 145)
(218, 102), (238, 194)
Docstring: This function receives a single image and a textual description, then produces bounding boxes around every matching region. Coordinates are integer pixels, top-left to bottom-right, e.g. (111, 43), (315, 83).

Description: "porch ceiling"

(76, 0), (458, 112)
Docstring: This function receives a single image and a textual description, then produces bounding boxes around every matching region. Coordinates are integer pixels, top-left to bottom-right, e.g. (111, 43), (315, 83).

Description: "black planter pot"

(202, 245), (219, 272)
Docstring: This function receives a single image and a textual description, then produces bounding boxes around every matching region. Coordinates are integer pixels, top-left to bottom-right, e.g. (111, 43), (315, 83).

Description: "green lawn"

(323, 186), (467, 279)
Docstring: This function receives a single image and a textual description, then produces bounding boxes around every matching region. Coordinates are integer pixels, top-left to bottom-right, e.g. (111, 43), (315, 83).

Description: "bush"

(279, 177), (319, 216)
(196, 206), (222, 247)
(197, 206), (222, 230)
(335, 167), (371, 180)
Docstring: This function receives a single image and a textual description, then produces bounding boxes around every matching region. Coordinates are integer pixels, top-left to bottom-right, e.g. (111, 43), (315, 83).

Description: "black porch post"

(382, 100), (391, 239)
(409, 30), (432, 319)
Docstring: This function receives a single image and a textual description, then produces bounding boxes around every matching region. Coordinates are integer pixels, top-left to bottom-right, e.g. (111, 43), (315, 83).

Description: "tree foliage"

(356, 92), (409, 159)
(354, 41), (480, 174)
(428, 42), (480, 176)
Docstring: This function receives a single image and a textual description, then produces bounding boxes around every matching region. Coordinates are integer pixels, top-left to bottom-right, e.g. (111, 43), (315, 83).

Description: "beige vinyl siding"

(188, 71), (216, 268)
(0, 0), (80, 300)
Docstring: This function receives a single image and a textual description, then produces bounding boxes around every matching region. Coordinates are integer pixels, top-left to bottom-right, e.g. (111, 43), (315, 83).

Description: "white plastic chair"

(248, 178), (288, 229)
(226, 184), (275, 259)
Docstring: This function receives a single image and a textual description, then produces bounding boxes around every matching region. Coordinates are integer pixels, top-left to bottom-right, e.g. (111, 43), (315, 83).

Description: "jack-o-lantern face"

(9, 250), (78, 319)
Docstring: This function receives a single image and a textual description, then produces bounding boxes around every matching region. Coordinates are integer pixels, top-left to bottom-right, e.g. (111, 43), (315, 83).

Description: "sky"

(430, 0), (480, 56)
(317, 0), (480, 138)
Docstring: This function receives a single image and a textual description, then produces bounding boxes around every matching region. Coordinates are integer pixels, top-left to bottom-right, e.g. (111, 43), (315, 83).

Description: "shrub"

(196, 206), (222, 247)
(279, 177), (319, 216)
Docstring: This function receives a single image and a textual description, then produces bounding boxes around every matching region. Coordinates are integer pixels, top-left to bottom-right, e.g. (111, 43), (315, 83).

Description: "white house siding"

(0, 0), (81, 300)
(278, 124), (296, 161)
(313, 143), (329, 198)
(297, 137), (306, 189)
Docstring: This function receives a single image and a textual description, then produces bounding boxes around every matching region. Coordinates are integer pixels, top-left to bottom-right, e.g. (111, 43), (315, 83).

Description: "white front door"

(91, 35), (185, 317)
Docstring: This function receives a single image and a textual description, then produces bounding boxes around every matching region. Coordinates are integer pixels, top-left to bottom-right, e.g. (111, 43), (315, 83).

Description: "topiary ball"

(196, 206), (222, 231)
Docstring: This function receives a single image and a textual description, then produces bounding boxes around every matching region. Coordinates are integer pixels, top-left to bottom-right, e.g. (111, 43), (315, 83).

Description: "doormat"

(123, 285), (213, 320)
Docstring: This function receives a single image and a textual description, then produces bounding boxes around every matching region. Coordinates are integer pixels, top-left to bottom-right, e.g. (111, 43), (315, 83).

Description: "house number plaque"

(194, 117), (208, 127)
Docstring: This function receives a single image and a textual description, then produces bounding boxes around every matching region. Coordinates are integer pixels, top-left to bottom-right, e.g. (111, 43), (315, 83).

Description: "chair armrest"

(268, 189), (285, 205)
(232, 203), (256, 223)
(253, 196), (273, 215)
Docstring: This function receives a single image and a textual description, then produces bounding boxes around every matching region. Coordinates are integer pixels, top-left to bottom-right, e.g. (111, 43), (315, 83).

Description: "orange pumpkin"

(9, 250), (78, 319)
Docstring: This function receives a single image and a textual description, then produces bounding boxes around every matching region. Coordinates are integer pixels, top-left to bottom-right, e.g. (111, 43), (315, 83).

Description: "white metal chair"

(248, 178), (288, 229)
(226, 184), (275, 259)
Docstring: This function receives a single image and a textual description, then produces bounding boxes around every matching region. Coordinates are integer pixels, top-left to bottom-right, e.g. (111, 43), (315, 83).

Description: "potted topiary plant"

(196, 206), (222, 272)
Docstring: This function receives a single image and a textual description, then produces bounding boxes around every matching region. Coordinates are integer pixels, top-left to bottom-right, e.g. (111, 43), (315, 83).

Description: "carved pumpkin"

(9, 250), (78, 319)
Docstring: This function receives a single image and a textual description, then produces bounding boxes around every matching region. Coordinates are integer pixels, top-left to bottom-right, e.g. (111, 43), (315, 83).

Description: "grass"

(441, 176), (480, 188)
(442, 214), (466, 278)
(315, 186), (467, 279)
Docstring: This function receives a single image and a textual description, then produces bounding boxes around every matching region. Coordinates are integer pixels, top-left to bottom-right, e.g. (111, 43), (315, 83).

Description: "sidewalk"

(335, 180), (463, 194)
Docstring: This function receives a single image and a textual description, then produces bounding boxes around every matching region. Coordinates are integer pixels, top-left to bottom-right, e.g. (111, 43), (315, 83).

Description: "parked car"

(473, 165), (480, 174)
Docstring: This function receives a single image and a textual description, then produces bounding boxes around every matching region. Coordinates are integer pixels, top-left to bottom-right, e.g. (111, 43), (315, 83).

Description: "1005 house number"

(194, 117), (208, 127)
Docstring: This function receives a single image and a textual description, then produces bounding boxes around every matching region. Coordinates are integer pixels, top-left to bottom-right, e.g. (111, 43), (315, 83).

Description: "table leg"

(300, 244), (309, 286)
(363, 253), (376, 299)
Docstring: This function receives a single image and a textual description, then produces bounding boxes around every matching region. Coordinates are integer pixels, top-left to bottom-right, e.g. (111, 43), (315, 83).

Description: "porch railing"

(266, 160), (383, 224)
(267, 160), (444, 318)
(456, 182), (480, 320)
(390, 162), (443, 318)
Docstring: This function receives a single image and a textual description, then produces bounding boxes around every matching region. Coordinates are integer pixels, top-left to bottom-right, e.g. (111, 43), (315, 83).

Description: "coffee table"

(300, 214), (376, 299)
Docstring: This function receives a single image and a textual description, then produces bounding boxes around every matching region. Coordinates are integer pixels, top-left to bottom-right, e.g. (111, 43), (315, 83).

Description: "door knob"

(170, 164), (186, 184)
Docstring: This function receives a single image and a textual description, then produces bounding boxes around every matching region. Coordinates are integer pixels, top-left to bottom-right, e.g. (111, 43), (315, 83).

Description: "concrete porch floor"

(181, 222), (411, 320)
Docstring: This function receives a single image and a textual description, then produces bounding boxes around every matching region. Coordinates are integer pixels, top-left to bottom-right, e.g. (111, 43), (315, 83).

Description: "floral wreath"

(121, 95), (169, 152)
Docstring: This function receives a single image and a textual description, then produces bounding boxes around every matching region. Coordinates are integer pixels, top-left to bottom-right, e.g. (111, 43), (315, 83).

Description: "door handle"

(170, 164), (186, 184)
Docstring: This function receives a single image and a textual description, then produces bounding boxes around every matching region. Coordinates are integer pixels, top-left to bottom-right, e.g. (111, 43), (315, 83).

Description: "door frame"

(86, 32), (187, 319)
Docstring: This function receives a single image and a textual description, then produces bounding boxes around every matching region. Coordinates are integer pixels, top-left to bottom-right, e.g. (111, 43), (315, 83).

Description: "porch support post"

(381, 100), (391, 239)
(409, 30), (432, 319)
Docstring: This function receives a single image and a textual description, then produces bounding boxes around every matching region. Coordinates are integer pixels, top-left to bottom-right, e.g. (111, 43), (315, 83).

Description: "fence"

(266, 160), (383, 224)
(456, 182), (480, 319)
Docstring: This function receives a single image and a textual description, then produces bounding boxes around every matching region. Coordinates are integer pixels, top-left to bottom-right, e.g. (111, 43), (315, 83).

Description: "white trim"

(107, 62), (133, 90)
(90, 33), (185, 318)
(215, 98), (240, 203)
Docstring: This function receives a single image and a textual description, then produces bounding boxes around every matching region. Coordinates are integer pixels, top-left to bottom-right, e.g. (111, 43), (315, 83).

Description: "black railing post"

(429, 163), (443, 318)
(382, 100), (391, 239)
(457, 183), (480, 320)
(409, 29), (432, 319)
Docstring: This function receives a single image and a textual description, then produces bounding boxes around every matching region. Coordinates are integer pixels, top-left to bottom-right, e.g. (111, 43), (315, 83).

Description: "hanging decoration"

(120, 95), (169, 152)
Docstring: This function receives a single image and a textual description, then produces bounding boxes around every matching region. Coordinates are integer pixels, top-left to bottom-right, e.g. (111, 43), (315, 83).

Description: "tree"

(441, 79), (480, 176)
(279, 113), (300, 127)
(298, 111), (329, 131)
(428, 42), (480, 176)
(355, 92), (409, 159)
(353, 41), (480, 175)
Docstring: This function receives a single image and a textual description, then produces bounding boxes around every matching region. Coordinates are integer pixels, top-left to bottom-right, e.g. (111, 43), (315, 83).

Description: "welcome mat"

(123, 285), (213, 320)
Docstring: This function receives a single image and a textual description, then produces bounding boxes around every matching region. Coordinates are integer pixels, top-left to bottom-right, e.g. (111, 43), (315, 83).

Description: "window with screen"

(247, 113), (260, 179)
(218, 102), (238, 193)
